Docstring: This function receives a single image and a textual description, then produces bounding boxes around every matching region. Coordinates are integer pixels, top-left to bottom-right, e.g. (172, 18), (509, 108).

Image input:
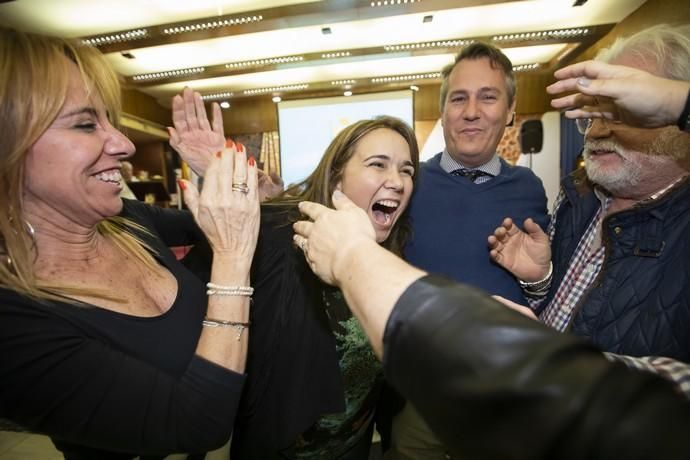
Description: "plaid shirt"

(535, 183), (690, 399)
(539, 192), (608, 331)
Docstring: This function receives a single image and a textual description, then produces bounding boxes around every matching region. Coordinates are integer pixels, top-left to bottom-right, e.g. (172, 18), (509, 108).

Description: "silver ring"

(232, 183), (249, 194)
(299, 238), (308, 253)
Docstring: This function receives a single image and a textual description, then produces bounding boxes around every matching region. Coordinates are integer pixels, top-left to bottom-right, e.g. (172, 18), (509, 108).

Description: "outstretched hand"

(547, 60), (689, 129)
(488, 217), (551, 282)
(293, 190), (376, 285)
(169, 87), (225, 176)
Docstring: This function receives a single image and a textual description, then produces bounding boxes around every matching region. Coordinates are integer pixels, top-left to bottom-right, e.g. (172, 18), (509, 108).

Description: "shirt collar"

(440, 150), (502, 176)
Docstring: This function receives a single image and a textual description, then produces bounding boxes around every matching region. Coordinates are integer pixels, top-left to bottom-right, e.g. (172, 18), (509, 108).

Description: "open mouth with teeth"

(371, 199), (399, 226)
(94, 169), (123, 187)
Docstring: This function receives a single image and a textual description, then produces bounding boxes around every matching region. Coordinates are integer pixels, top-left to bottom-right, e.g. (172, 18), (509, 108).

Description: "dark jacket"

(385, 275), (690, 460)
(541, 169), (690, 360)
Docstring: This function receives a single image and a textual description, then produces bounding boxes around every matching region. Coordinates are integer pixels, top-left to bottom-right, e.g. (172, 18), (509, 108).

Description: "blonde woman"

(0, 27), (259, 459)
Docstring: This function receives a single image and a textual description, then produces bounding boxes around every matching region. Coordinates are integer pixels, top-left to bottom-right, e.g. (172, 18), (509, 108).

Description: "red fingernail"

(216, 151), (222, 158)
(248, 157), (255, 166)
(178, 180), (186, 191)
(226, 138), (234, 149)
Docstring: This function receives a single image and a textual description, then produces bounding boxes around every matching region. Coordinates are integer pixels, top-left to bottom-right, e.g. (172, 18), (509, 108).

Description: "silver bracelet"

(201, 317), (250, 340)
(206, 282), (254, 297)
(518, 262), (553, 291)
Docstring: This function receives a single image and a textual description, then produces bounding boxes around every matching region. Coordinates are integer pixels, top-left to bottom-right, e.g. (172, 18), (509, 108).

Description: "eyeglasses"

(575, 118), (592, 135)
(575, 117), (626, 135)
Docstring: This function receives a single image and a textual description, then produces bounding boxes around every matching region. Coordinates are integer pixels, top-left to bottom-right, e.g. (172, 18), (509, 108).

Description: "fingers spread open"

(167, 127), (180, 146)
(212, 102), (224, 137)
(172, 94), (188, 132)
(194, 92), (211, 131)
(183, 87), (200, 131)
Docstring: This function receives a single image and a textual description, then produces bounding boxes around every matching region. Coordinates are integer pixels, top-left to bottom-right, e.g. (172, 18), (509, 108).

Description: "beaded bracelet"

(518, 262), (553, 293)
(201, 317), (251, 340)
(206, 282), (254, 297)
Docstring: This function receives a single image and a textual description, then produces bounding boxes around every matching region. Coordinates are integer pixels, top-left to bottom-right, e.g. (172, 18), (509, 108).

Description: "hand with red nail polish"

(169, 87), (226, 177)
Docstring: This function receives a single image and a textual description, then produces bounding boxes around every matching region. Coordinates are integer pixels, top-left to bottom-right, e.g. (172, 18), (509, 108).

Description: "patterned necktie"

(450, 168), (494, 183)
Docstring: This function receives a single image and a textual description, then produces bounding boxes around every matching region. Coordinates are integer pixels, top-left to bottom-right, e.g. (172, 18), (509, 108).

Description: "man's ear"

(506, 111), (516, 127)
(506, 99), (517, 126)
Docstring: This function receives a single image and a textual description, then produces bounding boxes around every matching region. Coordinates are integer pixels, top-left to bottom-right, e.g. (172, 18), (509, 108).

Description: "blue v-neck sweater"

(404, 153), (549, 304)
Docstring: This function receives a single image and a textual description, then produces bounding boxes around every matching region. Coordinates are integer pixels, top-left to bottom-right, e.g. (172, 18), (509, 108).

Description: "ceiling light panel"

(143, 53), (456, 99)
(0, 0), (314, 36)
(132, 66), (205, 81)
(162, 15), (263, 35)
(202, 91), (234, 100)
(102, 0), (644, 77)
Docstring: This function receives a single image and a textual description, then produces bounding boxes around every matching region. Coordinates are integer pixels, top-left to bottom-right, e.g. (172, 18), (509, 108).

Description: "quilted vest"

(541, 169), (690, 360)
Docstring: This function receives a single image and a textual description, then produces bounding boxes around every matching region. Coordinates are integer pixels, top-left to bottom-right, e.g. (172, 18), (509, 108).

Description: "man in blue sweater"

(391, 43), (549, 458)
(405, 43), (548, 304)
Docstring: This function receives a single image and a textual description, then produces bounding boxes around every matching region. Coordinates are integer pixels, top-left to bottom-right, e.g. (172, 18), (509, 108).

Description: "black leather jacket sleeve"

(383, 275), (690, 460)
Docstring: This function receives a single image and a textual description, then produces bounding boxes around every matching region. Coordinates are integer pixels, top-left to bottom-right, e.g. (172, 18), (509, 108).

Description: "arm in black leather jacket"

(383, 275), (690, 460)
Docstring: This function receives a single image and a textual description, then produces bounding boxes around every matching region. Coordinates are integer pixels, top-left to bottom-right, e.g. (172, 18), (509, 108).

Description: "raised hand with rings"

(179, 139), (260, 261)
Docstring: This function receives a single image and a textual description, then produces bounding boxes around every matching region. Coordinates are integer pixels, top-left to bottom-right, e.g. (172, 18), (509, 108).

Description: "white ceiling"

(0, 0), (647, 106)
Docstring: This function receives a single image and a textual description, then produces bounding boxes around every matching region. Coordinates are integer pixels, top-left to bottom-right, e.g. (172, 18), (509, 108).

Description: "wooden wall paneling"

(414, 84), (442, 121)
(515, 72), (553, 115)
(121, 88), (171, 127)
(222, 97), (278, 135)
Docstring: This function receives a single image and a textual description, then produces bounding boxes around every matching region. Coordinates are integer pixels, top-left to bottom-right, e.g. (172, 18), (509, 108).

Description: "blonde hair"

(0, 27), (159, 302)
(271, 115), (419, 256)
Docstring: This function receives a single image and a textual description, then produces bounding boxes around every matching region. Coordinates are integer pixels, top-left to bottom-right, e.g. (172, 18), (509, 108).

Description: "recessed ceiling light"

(219, 101), (230, 109)
(272, 96), (282, 103)
(321, 27), (332, 35)
(423, 15), (433, 23)
(343, 91), (353, 97)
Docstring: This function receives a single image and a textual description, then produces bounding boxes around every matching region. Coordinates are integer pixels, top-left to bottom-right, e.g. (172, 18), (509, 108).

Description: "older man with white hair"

(489, 23), (690, 396)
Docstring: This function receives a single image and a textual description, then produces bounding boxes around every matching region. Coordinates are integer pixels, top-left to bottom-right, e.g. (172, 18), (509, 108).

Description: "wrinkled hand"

(169, 87), (225, 176)
(292, 190), (376, 285)
(492, 295), (538, 321)
(547, 60), (689, 129)
(179, 144), (260, 266)
(488, 217), (551, 282)
(258, 169), (284, 202)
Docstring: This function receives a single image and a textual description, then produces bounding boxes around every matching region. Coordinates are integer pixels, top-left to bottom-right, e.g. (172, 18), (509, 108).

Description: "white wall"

(516, 111), (561, 211)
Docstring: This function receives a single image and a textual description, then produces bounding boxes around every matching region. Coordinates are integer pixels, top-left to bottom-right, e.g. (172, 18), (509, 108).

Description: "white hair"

(596, 23), (690, 81)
